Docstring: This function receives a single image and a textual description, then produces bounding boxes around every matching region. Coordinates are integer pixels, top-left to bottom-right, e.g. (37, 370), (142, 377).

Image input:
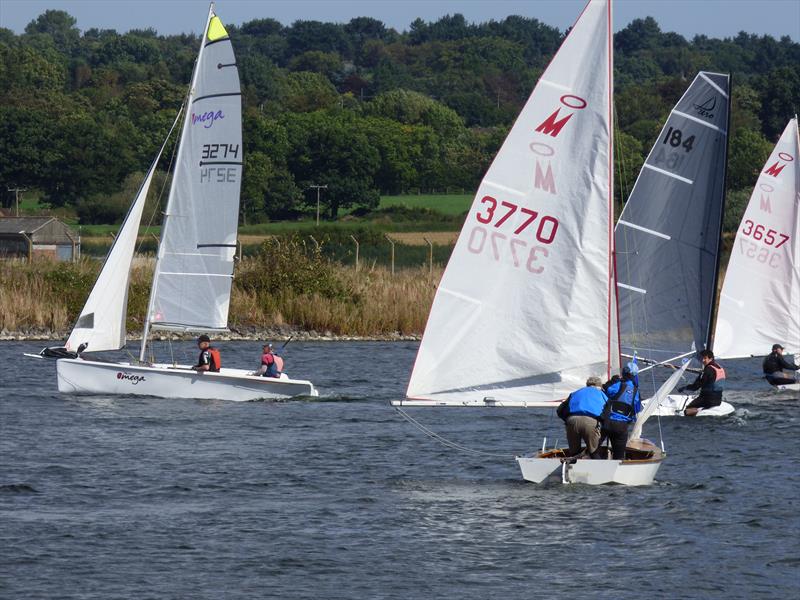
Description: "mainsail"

(406, 0), (613, 405)
(66, 113), (181, 353)
(615, 72), (730, 364)
(144, 7), (242, 338)
(714, 117), (800, 357)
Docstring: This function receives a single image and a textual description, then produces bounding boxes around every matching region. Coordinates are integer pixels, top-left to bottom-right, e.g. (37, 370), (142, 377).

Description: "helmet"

(198, 334), (210, 344)
(772, 343), (784, 352)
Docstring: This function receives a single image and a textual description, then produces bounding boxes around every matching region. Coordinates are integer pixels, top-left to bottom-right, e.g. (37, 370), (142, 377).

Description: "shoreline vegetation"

(0, 237), (440, 342)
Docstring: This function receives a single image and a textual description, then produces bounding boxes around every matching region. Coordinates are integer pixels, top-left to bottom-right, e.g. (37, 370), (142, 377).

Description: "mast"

(139, 3), (216, 363)
(705, 73), (733, 352)
(606, 0), (618, 377)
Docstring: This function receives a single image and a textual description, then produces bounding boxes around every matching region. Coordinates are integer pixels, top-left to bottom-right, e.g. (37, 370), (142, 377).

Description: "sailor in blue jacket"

(600, 362), (642, 460)
(559, 376), (608, 458)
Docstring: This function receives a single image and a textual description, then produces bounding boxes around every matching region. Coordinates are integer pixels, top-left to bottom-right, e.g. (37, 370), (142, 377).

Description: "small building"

(0, 217), (80, 261)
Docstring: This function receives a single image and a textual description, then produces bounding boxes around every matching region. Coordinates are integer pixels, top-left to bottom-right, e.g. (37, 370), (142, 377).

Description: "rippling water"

(1, 340), (798, 599)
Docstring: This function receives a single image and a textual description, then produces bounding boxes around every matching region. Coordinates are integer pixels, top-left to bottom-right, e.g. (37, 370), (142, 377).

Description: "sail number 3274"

(468, 196), (559, 273)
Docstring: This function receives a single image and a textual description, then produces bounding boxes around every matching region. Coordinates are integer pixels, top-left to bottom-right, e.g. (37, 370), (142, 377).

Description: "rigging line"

(392, 406), (516, 459)
(138, 102), (185, 256)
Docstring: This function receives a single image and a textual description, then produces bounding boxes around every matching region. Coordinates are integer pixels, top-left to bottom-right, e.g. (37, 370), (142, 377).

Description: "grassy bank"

(0, 241), (441, 338)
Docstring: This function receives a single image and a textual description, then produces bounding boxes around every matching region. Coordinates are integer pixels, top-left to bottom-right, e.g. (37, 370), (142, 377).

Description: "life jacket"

(704, 361), (725, 392)
(567, 386), (607, 418)
(603, 380), (640, 423)
(262, 352), (282, 378)
(208, 347), (221, 372)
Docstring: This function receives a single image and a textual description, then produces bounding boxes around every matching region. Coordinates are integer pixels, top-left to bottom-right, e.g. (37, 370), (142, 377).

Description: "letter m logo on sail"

(535, 108), (573, 137)
(763, 161), (786, 178)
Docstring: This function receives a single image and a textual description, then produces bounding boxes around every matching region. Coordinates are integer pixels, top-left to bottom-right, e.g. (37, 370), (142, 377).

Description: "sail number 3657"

(469, 195), (559, 273)
(741, 220), (789, 248)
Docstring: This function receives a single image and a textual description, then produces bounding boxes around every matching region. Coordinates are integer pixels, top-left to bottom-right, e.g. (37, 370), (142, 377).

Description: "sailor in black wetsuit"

(678, 349), (725, 416)
(763, 344), (799, 386)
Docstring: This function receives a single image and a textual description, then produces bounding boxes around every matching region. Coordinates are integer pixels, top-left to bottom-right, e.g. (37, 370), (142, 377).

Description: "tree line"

(0, 10), (797, 223)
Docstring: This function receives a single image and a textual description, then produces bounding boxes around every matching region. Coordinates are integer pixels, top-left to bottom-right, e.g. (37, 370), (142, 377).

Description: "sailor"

(678, 349), (724, 416)
(599, 362), (641, 460)
(558, 376), (607, 458)
(762, 344), (799, 386)
(193, 334), (221, 372)
(252, 343), (284, 378)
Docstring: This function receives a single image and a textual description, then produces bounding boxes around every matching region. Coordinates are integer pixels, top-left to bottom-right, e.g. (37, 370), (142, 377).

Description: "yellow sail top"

(207, 15), (228, 41)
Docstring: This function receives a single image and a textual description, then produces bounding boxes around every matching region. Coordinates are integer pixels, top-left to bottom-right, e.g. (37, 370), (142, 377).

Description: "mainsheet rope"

(392, 405), (519, 459)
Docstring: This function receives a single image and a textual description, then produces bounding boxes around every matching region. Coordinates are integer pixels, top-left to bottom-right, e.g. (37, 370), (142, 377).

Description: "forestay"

(714, 117), (800, 357)
(406, 0), (614, 405)
(615, 72), (730, 364)
(66, 113), (181, 353)
(147, 10), (242, 332)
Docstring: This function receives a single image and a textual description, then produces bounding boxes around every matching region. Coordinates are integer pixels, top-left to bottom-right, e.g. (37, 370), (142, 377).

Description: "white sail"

(406, 0), (613, 404)
(66, 113), (181, 353)
(714, 117), (800, 357)
(629, 360), (690, 440)
(146, 8), (242, 333)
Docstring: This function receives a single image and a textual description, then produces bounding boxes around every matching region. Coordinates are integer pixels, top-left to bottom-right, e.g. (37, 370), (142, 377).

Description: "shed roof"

(0, 217), (59, 234)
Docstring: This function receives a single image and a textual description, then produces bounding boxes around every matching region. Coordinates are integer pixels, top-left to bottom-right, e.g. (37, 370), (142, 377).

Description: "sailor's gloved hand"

(677, 386), (687, 393)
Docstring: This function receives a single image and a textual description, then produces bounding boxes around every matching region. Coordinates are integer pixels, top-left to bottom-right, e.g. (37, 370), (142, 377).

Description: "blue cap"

(622, 361), (639, 376)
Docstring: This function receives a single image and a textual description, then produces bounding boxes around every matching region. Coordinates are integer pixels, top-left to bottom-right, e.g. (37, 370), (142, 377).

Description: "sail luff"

(140, 4), (215, 362)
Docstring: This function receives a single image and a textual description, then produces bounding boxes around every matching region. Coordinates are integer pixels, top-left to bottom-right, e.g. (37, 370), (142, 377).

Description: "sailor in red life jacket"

(193, 334), (221, 372)
(252, 343), (284, 378)
(678, 349), (725, 416)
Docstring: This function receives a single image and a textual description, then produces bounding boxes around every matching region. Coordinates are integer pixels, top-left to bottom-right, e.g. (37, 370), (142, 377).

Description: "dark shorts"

(686, 393), (722, 410)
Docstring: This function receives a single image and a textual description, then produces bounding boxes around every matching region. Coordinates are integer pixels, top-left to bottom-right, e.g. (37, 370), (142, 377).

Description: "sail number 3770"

(468, 196), (559, 273)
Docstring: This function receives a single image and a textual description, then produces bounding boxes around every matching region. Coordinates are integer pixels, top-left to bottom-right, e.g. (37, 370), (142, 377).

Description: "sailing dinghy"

(714, 117), (800, 393)
(393, 0), (683, 485)
(614, 71), (735, 416)
(29, 5), (317, 401)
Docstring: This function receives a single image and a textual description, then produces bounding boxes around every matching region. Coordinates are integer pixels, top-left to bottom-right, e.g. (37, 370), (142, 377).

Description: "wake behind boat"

(30, 4), (318, 401)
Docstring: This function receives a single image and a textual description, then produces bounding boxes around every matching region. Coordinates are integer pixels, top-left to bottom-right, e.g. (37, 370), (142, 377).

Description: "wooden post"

(350, 234), (359, 270)
(385, 234), (396, 275)
(423, 236), (433, 277)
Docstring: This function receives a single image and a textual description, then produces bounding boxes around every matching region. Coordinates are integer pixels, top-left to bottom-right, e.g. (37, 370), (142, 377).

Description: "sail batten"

(406, 0), (613, 404)
(143, 7), (242, 342)
(615, 71), (731, 364)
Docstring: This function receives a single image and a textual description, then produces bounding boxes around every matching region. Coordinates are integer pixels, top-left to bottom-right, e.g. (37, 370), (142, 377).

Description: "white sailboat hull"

(773, 382), (800, 392)
(56, 358), (317, 401)
(391, 398), (561, 408)
(516, 439), (664, 486)
(644, 394), (735, 417)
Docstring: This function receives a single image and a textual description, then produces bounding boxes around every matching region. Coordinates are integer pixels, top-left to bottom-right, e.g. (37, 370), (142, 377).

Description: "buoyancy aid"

(604, 380), (640, 423)
(261, 352), (283, 377)
(208, 347), (221, 372)
(704, 361), (725, 392)
(567, 386), (607, 418)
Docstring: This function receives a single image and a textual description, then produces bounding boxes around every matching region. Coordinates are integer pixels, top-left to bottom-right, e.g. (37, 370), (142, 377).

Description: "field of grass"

(379, 193), (473, 215)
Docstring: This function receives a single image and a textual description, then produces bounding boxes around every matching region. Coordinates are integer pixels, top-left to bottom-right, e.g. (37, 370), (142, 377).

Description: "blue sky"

(1, 0), (798, 41)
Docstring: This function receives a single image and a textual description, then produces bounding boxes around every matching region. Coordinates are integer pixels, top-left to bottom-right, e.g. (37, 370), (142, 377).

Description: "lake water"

(1, 340), (798, 599)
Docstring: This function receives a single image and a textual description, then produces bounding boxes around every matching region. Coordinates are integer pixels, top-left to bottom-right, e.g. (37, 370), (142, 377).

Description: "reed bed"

(0, 248), (441, 337)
